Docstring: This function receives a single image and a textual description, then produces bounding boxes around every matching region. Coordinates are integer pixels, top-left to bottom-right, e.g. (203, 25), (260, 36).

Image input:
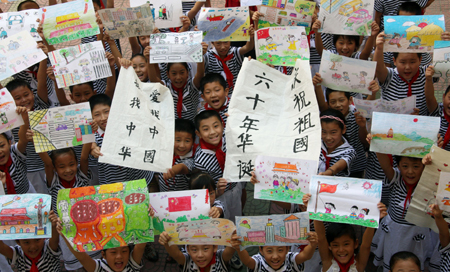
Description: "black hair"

(397, 2), (422, 15)
(131, 53), (147, 62)
(175, 119), (195, 140)
(92, 0), (102, 8)
(167, 63), (189, 73)
(194, 110), (222, 131)
(200, 73), (227, 93)
(351, 205), (358, 210)
(393, 52), (422, 59)
(103, 245), (133, 253)
(394, 155), (423, 166)
(389, 251), (421, 270)
(332, 35), (360, 51)
(50, 148), (77, 166)
(325, 223), (357, 245)
(320, 108), (346, 131)
(361, 208), (369, 215)
(444, 85), (450, 96)
(0, 133), (9, 142)
(5, 79), (32, 93)
(69, 82), (94, 93)
(325, 88), (351, 102)
(325, 202), (336, 209)
(190, 172), (216, 191)
(17, 0), (39, 10)
(89, 94), (111, 111)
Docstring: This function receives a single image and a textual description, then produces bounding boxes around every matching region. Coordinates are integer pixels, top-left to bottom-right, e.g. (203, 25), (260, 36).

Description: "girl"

(389, 251), (421, 272)
(131, 54), (150, 83)
(190, 172), (225, 218)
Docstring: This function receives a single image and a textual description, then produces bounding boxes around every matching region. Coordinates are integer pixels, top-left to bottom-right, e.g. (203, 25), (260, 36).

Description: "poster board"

(0, 88), (24, 134)
(0, 9), (42, 41)
(257, 0), (315, 28)
(353, 96), (416, 118)
(150, 31), (203, 63)
(433, 41), (450, 80)
(198, 7), (251, 42)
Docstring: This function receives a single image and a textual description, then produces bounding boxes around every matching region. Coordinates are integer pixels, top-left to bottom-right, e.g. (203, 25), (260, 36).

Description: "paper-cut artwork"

(353, 96), (416, 118)
(28, 102), (95, 153)
(307, 176), (382, 228)
(257, 0), (315, 28)
(0, 194), (51, 240)
(436, 172), (450, 213)
(41, 0), (100, 45)
(164, 218), (235, 246)
(150, 190), (210, 235)
(150, 0), (183, 28)
(383, 15), (446, 53)
(0, 9), (42, 41)
(236, 213), (309, 249)
(49, 41), (111, 89)
(319, 50), (376, 95)
(254, 155), (318, 204)
(0, 88), (24, 134)
(198, 7), (251, 42)
(255, 26), (310, 67)
(99, 67), (174, 172)
(224, 58), (321, 182)
(370, 112), (440, 158)
(433, 41), (450, 80)
(150, 31), (203, 64)
(56, 179), (153, 252)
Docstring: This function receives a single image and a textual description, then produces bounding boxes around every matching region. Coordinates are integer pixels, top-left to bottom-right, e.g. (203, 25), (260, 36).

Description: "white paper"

(240, 0), (261, 6)
(149, 0), (183, 28)
(353, 96), (416, 118)
(433, 41), (450, 79)
(437, 172), (450, 214)
(0, 88), (24, 134)
(0, 9), (42, 41)
(150, 31), (203, 63)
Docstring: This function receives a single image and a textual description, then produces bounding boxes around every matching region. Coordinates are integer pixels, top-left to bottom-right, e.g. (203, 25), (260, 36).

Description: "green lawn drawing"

(256, 188), (305, 204)
(153, 214), (210, 235)
(309, 212), (379, 228)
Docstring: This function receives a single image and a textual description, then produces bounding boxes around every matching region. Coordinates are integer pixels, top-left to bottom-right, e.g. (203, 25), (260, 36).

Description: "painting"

(149, 31), (203, 64)
(28, 102), (95, 153)
(0, 88), (24, 134)
(255, 26), (310, 67)
(433, 41), (450, 80)
(150, 189), (210, 235)
(164, 218), (235, 246)
(370, 112), (440, 158)
(56, 179), (153, 252)
(49, 41), (112, 89)
(307, 175), (382, 228)
(254, 155), (318, 204)
(353, 96), (416, 118)
(0, 9), (42, 41)
(436, 172), (450, 214)
(150, 0), (183, 28)
(383, 15), (446, 53)
(319, 50), (376, 95)
(198, 7), (251, 42)
(257, 0), (315, 29)
(0, 194), (51, 240)
(236, 213), (309, 249)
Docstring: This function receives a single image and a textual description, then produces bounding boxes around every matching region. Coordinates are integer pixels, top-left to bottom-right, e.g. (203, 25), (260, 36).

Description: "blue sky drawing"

(42, 0), (93, 18)
(435, 40), (450, 49)
(384, 15), (445, 36)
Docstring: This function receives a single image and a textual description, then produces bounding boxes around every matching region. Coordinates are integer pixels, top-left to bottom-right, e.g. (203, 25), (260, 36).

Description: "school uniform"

(94, 250), (142, 272)
(430, 103), (450, 152)
(249, 252), (305, 272)
(158, 149), (195, 192)
(162, 78), (200, 122)
(182, 249), (228, 272)
(1, 143), (35, 194)
(274, 66), (294, 75)
(374, 0), (430, 31)
(320, 33), (336, 52)
(8, 239), (61, 272)
(198, 97), (230, 127)
(325, 258), (358, 272)
(318, 137), (356, 177)
(365, 151), (391, 206)
(439, 243), (450, 272)
(159, 62), (194, 83)
(345, 105), (367, 176)
(213, 199), (226, 218)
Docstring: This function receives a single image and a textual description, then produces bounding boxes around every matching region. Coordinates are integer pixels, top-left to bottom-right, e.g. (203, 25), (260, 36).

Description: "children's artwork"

(433, 41), (450, 80)
(0, 88), (24, 134)
(164, 218), (235, 246)
(318, 0), (374, 36)
(49, 41), (112, 89)
(370, 112), (440, 158)
(0, 31), (47, 81)
(319, 50), (376, 95)
(150, 0), (183, 28)
(28, 102), (95, 153)
(240, 0), (261, 6)
(197, 7), (251, 42)
(254, 155), (318, 204)
(353, 96), (416, 118)
(41, 0), (100, 45)
(224, 58), (321, 182)
(436, 172), (450, 213)
(149, 31), (203, 64)
(56, 179), (154, 252)
(255, 26), (310, 67)
(383, 15), (446, 53)
(307, 176), (382, 228)
(236, 212), (309, 249)
(0, 194), (51, 240)
(257, 0), (315, 29)
(0, 9), (43, 41)
(99, 67), (174, 172)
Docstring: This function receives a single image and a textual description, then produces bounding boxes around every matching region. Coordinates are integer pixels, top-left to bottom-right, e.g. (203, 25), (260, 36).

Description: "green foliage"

(309, 212), (379, 228)
(257, 52), (309, 66)
(241, 241), (265, 247)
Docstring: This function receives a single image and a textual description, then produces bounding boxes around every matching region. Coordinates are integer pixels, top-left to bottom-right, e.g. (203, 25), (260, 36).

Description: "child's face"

(259, 246), (289, 270)
(327, 92), (351, 117)
(321, 121), (345, 152)
(212, 42), (231, 58)
(54, 152), (78, 182)
(335, 37), (356, 58)
(390, 259), (420, 272)
(92, 104), (110, 131)
(393, 53), (421, 80)
(174, 131), (194, 157)
(442, 92), (450, 116)
(139, 36), (150, 48)
(0, 134), (11, 166)
(398, 157), (424, 185)
(11, 86), (35, 110)
(101, 246), (130, 272)
(168, 64), (189, 89)
(329, 234), (357, 265)
(132, 56), (149, 82)
(17, 239), (45, 259)
(201, 81), (229, 110)
(195, 116), (223, 146)
(187, 245), (217, 268)
(71, 84), (96, 103)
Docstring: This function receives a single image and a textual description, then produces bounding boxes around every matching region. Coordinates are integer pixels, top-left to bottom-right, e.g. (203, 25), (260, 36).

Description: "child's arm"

(252, 11), (263, 30)
(425, 66), (438, 114)
(312, 20), (324, 56)
(319, 159), (347, 176)
(163, 163), (190, 181)
(48, 210), (59, 252)
(430, 204), (450, 248)
(131, 207), (155, 264)
(46, 67), (70, 106)
(104, 52), (117, 99)
(37, 148), (55, 187)
(80, 143), (90, 177)
(129, 37), (142, 55)
(209, 205), (223, 218)
(359, 21), (379, 60)
(365, 79), (381, 100)
(374, 11), (382, 34)
(158, 232), (186, 265)
(238, 25), (255, 56)
(193, 42), (207, 89)
(37, 44), (50, 105)
(367, 134), (395, 180)
(0, 240), (13, 260)
(16, 107), (29, 155)
(355, 112), (369, 149)
(104, 33), (123, 70)
(314, 220), (333, 268)
(187, 2), (204, 21)
(230, 233), (256, 270)
(312, 73), (328, 112)
(373, 32), (389, 83)
(90, 143), (103, 159)
(295, 232), (318, 264)
(221, 244), (236, 263)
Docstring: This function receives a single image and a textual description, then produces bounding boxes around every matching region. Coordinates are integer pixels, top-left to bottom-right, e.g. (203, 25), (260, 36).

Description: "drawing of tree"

(60, 49), (70, 64)
(330, 54), (343, 70)
(69, 47), (78, 59)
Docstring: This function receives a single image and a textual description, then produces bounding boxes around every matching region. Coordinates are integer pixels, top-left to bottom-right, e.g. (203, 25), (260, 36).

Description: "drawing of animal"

(401, 146), (427, 155)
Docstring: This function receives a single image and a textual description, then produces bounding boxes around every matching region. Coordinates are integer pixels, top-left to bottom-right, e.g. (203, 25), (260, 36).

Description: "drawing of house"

(272, 162), (299, 174)
(247, 230), (266, 243)
(0, 208), (43, 235)
(265, 220), (275, 243)
(418, 23), (444, 47)
(50, 13), (93, 38)
(283, 214), (306, 239)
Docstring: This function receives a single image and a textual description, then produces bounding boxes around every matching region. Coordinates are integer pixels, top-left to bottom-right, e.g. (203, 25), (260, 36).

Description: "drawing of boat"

(207, 15), (224, 21)
(222, 19), (235, 32)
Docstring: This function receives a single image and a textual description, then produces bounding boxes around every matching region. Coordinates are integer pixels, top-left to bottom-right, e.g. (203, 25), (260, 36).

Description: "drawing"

(28, 102), (95, 153)
(198, 7), (250, 42)
(0, 194), (51, 240)
(433, 41), (450, 81)
(146, 0), (183, 28)
(164, 218), (235, 246)
(353, 96), (416, 118)
(318, 0), (374, 36)
(383, 15), (446, 53)
(436, 172), (450, 216)
(370, 112), (440, 158)
(236, 212), (309, 249)
(41, 0), (100, 45)
(254, 155), (318, 204)
(258, 0), (315, 29)
(319, 50), (376, 95)
(0, 88), (24, 133)
(0, 9), (42, 41)
(149, 31), (203, 64)
(307, 176), (382, 228)
(240, 0), (262, 6)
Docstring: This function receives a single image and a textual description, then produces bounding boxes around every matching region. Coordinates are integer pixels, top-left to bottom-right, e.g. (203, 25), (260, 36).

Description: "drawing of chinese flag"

(319, 183), (337, 194)
(168, 196), (192, 212)
(257, 28), (270, 40)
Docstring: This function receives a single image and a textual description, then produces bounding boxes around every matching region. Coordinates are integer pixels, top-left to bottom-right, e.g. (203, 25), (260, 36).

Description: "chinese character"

(151, 110), (160, 120)
(149, 89), (160, 103)
(130, 97), (140, 109)
(126, 122), (136, 136)
(246, 94), (265, 110)
(237, 159), (254, 179)
(293, 136), (308, 153)
(291, 68), (301, 90)
(143, 150), (156, 163)
(119, 146), (131, 161)
(237, 133), (253, 153)
(134, 80), (140, 89)
(149, 126), (159, 139)
(240, 116), (259, 133)
(254, 72), (273, 89)
(293, 113), (315, 134)
(293, 91), (310, 111)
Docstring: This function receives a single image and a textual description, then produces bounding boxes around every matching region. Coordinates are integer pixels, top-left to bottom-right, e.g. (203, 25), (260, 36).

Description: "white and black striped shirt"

(73, 144), (98, 167)
(309, 32), (322, 65)
(321, 33), (335, 52)
(182, 249), (228, 272)
(430, 103), (450, 152)
(318, 137), (356, 177)
(274, 66), (294, 75)
(49, 168), (91, 212)
(440, 243), (450, 272)
(6, 143), (30, 194)
(385, 168), (415, 225)
(198, 97), (230, 127)
(345, 106), (367, 173)
(383, 52), (432, 67)
(158, 151), (195, 192)
(9, 239), (61, 272)
(162, 78), (200, 122)
(94, 251), (142, 272)
(250, 252), (305, 272)
(374, 0), (429, 31)
(365, 151), (391, 206)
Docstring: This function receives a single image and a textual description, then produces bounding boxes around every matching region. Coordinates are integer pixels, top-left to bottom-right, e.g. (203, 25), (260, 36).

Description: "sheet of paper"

(257, 0), (315, 28)
(241, 0), (261, 6)
(0, 9), (42, 41)
(370, 112), (440, 158)
(99, 67), (174, 172)
(307, 175), (382, 228)
(150, 190), (210, 235)
(150, 31), (203, 63)
(0, 194), (51, 240)
(57, 179), (154, 252)
(151, 0), (183, 28)
(319, 50), (376, 95)
(41, 0), (100, 45)
(29, 102), (95, 153)
(198, 7), (251, 42)
(224, 58), (321, 182)
(353, 96), (416, 118)
(0, 88), (24, 134)
(437, 172), (450, 213)
(383, 15), (446, 53)
(254, 155), (318, 204)
(49, 41), (112, 89)
(433, 41), (450, 79)
(255, 26), (310, 67)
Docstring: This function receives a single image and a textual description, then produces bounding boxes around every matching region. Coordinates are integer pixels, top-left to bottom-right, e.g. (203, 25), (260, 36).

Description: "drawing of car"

(338, 0), (363, 16)
(78, 59), (90, 66)
(346, 9), (372, 24)
(8, 15), (24, 25)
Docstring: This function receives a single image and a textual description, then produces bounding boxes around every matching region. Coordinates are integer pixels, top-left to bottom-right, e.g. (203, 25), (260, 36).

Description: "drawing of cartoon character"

(174, 37), (179, 44)
(265, 36), (277, 51)
(241, 27), (248, 36)
(349, 205), (358, 219)
(162, 5), (167, 20)
(0, 27), (7, 39)
(29, 24), (37, 38)
(8, 40), (19, 51)
(189, 33), (194, 44)
(280, 176), (286, 189)
(82, 66), (92, 81)
(273, 174), (279, 188)
(332, 73), (342, 82)
(387, 127), (394, 138)
(324, 202), (336, 213)
(358, 208), (369, 220)
(287, 35), (298, 51)
(158, 6), (163, 19)
(359, 71), (367, 85)
(408, 36), (422, 49)
(343, 71), (350, 82)
(286, 176), (296, 191)
(299, 35), (308, 49)
(0, 112), (8, 124)
(73, 69), (81, 83)
(388, 33), (402, 48)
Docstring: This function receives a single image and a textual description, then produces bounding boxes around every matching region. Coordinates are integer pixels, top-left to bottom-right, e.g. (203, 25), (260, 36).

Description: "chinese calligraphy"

(130, 97), (140, 109)
(119, 146), (132, 161)
(254, 72), (273, 89)
(126, 122), (136, 136)
(237, 159), (254, 179)
(144, 150), (156, 163)
(246, 94), (265, 110)
(149, 126), (159, 139)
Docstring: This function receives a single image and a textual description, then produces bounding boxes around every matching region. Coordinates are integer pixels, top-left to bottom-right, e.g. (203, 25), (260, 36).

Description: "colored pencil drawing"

(150, 0), (183, 29)
(383, 15), (446, 53)
(236, 213), (309, 249)
(353, 96), (416, 118)
(433, 41), (450, 81)
(0, 88), (24, 133)
(437, 172), (450, 216)
(150, 31), (203, 63)
(0, 194), (51, 240)
(198, 7), (250, 42)
(370, 112), (440, 158)
(307, 176), (382, 228)
(258, 0), (315, 29)
(0, 9), (42, 41)
(255, 26), (310, 67)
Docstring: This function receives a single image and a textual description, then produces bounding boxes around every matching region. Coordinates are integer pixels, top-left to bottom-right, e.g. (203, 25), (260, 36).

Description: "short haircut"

(325, 88), (351, 102)
(50, 148), (77, 166)
(194, 110), (222, 131)
(5, 79), (31, 93)
(332, 35), (360, 50)
(175, 119), (195, 140)
(69, 82), (94, 93)
(200, 73), (227, 93)
(389, 251), (421, 270)
(397, 2), (422, 15)
(190, 171), (216, 191)
(17, 0), (38, 10)
(89, 94), (111, 111)
(444, 85), (450, 96)
(325, 223), (356, 245)
(393, 52), (422, 59)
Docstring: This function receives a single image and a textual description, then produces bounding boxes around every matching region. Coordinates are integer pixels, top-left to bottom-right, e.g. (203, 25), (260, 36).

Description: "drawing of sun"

(362, 181), (373, 190)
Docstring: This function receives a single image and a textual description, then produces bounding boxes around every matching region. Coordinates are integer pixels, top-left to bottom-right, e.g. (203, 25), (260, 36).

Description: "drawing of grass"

(257, 52), (309, 66)
(256, 188), (305, 204)
(152, 214), (210, 235)
(309, 212), (379, 228)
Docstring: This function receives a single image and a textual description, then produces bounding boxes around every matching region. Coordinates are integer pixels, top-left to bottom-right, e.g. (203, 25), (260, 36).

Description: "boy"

(198, 73), (230, 126)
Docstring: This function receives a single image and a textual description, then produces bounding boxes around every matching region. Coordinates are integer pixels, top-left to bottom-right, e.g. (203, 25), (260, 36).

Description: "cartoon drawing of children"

(174, 37), (179, 44)
(388, 33), (402, 48)
(272, 174), (279, 189)
(408, 36), (421, 49)
(286, 176), (296, 191)
(241, 27), (248, 36)
(358, 208), (369, 220)
(189, 32), (194, 44)
(0, 27), (7, 39)
(287, 34), (298, 51)
(29, 24), (37, 38)
(265, 36), (278, 51)
(299, 35), (308, 49)
(349, 205), (358, 219)
(0, 112), (8, 124)
(359, 71), (367, 85)
(162, 5), (167, 20)
(158, 6), (163, 19)
(280, 176), (286, 189)
(73, 69), (81, 83)
(82, 66), (92, 81)
(343, 71), (350, 82)
(324, 202), (336, 214)
(8, 40), (19, 51)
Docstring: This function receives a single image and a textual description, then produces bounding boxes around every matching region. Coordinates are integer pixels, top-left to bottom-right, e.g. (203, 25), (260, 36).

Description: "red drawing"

(319, 183), (338, 194)
(207, 15), (224, 21)
(168, 196), (192, 212)
(98, 198), (126, 247)
(222, 19), (235, 32)
(441, 197), (450, 206)
(387, 127), (394, 138)
(71, 199), (102, 251)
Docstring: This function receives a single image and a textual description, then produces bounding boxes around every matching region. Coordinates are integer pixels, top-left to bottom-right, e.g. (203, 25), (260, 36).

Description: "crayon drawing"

(437, 172), (450, 215)
(151, 0), (183, 29)
(255, 26), (310, 67)
(370, 112), (440, 158)
(383, 15), (446, 53)
(29, 102), (95, 153)
(258, 0), (315, 29)
(353, 96), (416, 118)
(56, 179), (153, 252)
(0, 194), (51, 240)
(0, 88), (24, 134)
(254, 155), (318, 204)
(433, 41), (450, 80)
(0, 9), (42, 41)
(150, 31), (203, 63)
(307, 176), (382, 228)
(198, 7), (250, 42)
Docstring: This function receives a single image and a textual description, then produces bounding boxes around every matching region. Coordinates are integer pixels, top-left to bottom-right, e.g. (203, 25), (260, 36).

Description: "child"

(190, 172), (225, 218)
(131, 54), (150, 83)
(198, 73), (230, 126)
(389, 251), (422, 272)
(430, 204), (450, 271)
